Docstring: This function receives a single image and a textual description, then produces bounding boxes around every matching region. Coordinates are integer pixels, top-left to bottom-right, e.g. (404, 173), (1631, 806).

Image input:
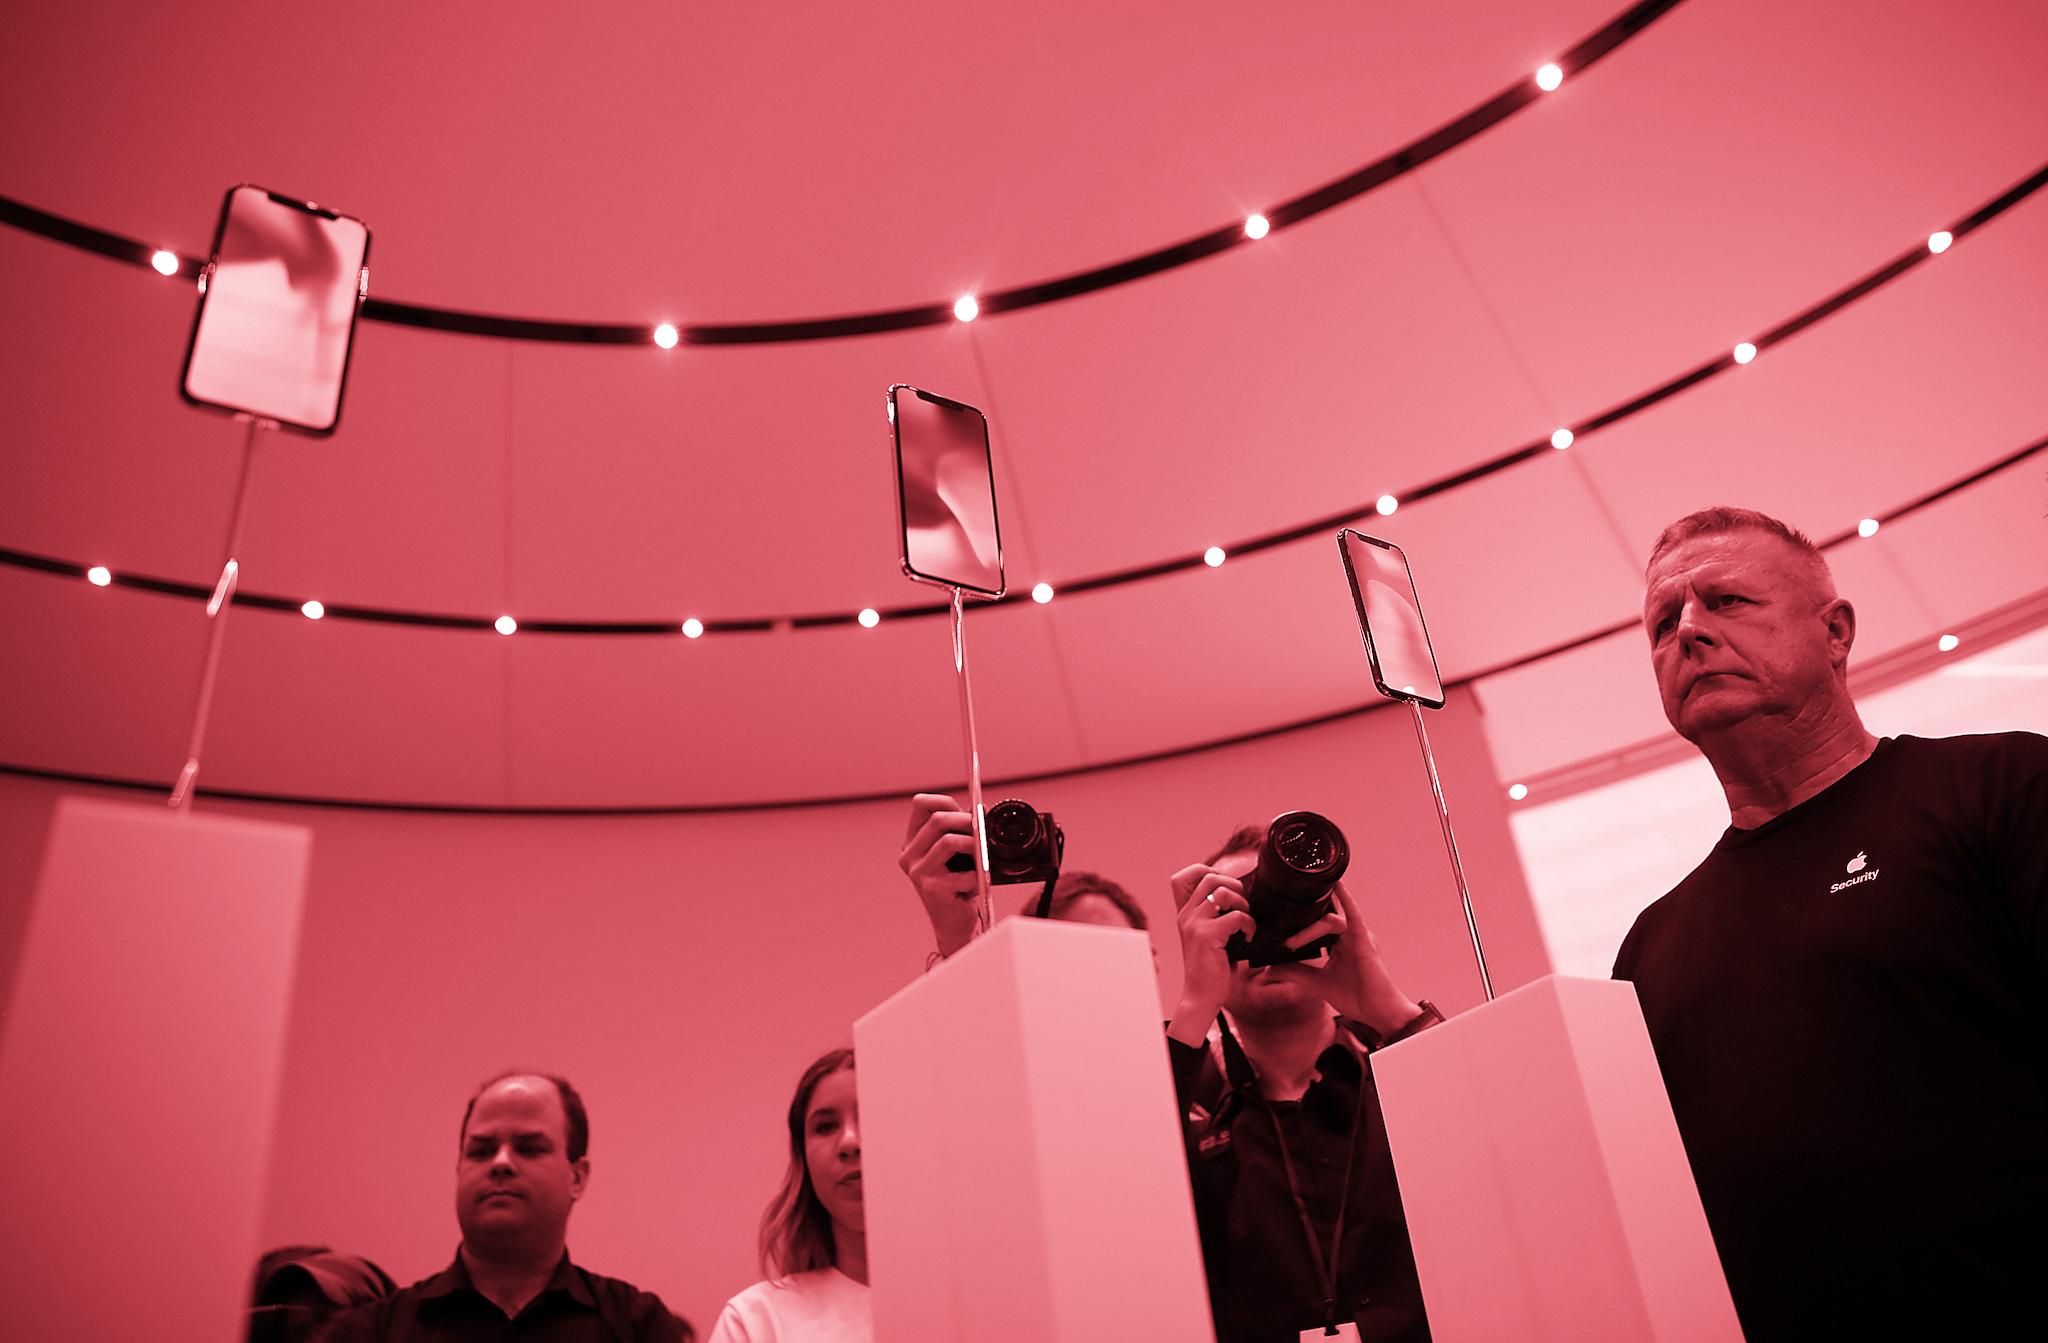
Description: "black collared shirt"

(1171, 1023), (1431, 1343)
(317, 1250), (686, 1343)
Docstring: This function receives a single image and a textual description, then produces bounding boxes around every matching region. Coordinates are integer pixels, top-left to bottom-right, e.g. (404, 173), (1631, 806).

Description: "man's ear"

(1823, 598), (1857, 669)
(570, 1157), (590, 1201)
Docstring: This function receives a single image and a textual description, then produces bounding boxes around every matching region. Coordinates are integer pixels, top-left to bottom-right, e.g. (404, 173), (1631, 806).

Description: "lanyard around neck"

(1219, 1014), (1370, 1331)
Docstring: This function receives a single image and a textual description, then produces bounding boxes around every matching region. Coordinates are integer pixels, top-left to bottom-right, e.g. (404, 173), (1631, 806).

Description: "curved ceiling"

(4, 0), (2046, 809)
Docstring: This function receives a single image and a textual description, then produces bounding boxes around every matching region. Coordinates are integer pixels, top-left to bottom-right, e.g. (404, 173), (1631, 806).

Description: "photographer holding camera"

(1166, 819), (1438, 1343)
(901, 797), (1437, 1341)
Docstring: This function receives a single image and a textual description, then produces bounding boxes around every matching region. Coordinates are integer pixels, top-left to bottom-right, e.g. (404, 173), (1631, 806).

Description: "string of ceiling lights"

(2, 435), (2037, 818)
(0, 0), (1684, 345)
(2, 158), (2043, 634)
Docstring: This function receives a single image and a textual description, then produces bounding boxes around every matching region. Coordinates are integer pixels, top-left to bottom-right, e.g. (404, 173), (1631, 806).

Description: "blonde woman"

(708, 1048), (868, 1343)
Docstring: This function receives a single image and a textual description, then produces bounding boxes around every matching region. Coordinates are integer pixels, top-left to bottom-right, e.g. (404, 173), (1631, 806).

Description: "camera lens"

(986, 799), (1043, 858)
(1231, 811), (1348, 965)
(1251, 811), (1349, 907)
(1271, 816), (1342, 875)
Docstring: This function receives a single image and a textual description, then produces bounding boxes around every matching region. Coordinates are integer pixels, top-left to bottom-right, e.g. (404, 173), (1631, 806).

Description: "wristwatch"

(1370, 999), (1444, 1049)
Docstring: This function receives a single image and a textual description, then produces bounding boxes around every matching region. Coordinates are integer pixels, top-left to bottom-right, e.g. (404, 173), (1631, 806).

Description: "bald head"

(460, 1071), (587, 1163)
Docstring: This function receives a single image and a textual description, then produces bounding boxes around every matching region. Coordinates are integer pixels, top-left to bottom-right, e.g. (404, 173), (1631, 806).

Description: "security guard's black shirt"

(1615, 733), (2048, 1341)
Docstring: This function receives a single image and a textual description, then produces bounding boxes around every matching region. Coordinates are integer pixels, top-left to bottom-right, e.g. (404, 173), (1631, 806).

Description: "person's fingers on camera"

(1323, 878), (1386, 958)
(903, 793), (962, 845)
(1327, 877), (1366, 923)
(1211, 910), (1256, 945)
(901, 808), (973, 871)
(1169, 863), (1216, 911)
(1174, 875), (1247, 940)
(912, 831), (978, 887)
(1285, 903), (1347, 950)
(1185, 910), (1254, 964)
(1190, 872), (1248, 915)
(1177, 890), (1252, 958)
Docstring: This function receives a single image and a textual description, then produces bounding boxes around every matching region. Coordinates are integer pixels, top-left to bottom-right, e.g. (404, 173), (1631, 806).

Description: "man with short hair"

(319, 1072), (686, 1342)
(1166, 825), (1437, 1343)
(1615, 507), (2048, 1340)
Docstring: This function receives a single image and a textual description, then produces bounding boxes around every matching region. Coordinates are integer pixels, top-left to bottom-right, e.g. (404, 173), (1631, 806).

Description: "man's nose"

(489, 1144), (517, 1172)
(1675, 595), (1715, 649)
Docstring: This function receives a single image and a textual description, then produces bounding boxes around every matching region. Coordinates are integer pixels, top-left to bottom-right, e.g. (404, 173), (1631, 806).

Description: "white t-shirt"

(706, 1267), (871, 1343)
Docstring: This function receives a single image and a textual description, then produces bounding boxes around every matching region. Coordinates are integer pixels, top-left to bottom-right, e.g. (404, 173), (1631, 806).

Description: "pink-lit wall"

(0, 686), (1539, 1330)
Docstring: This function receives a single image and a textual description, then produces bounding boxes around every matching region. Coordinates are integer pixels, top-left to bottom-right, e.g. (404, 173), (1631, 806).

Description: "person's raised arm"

(898, 792), (981, 959)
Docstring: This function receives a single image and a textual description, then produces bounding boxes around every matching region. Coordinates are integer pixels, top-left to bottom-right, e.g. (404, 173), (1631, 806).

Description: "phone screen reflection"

(893, 387), (1003, 597)
(182, 186), (369, 433)
(1340, 530), (1445, 708)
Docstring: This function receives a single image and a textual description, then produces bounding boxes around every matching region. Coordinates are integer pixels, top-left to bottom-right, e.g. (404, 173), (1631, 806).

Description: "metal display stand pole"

(1407, 700), (1494, 1002)
(950, 587), (994, 933)
(169, 414), (269, 809)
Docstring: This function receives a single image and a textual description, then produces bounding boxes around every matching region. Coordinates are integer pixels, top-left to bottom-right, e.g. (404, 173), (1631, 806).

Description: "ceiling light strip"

(2, 160), (2041, 631)
(0, 1), (1685, 346)
(9, 432), (2041, 641)
(8, 576), (2044, 818)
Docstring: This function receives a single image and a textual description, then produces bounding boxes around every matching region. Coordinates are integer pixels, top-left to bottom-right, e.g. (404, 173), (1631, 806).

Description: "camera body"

(945, 798), (1065, 891)
(1228, 811), (1350, 967)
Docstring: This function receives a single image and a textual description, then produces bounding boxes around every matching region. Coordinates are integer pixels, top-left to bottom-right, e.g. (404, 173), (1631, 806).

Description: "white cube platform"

(1370, 973), (1741, 1343)
(0, 796), (312, 1343)
(853, 916), (1213, 1342)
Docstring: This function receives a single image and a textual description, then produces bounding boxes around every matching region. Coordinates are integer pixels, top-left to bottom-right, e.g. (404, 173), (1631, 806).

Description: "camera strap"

(1030, 870), (1058, 920)
(1216, 1014), (1368, 1333)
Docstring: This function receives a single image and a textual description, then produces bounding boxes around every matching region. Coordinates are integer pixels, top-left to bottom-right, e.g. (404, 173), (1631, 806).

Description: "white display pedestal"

(853, 917), (1213, 1343)
(0, 796), (312, 1343)
(1370, 973), (1741, 1342)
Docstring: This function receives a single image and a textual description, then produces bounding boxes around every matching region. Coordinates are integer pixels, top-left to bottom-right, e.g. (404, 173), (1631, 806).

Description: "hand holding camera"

(1264, 877), (1423, 1039)
(900, 794), (1066, 958)
(1168, 864), (1257, 1038)
(1167, 811), (1421, 1045)
(941, 798), (1063, 892)
(899, 793), (981, 958)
